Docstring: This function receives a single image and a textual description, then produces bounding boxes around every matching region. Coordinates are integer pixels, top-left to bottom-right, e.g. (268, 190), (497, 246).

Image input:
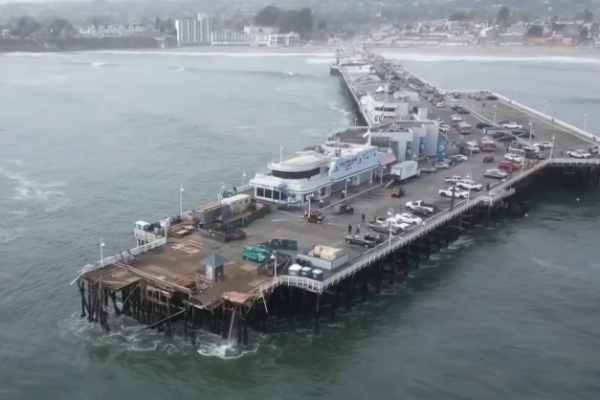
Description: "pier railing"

(259, 157), (600, 295)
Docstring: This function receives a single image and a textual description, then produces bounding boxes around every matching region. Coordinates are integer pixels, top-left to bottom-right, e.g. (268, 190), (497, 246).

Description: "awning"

(379, 153), (397, 166)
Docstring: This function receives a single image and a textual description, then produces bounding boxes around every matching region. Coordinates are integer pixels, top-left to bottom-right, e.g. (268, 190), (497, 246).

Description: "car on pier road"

(504, 153), (524, 163)
(444, 175), (475, 185)
(455, 181), (483, 191)
(406, 200), (437, 214)
(476, 122), (493, 129)
(567, 149), (591, 159)
(498, 161), (522, 172)
(345, 235), (377, 248)
(450, 155), (468, 163)
(439, 125), (450, 133)
(502, 122), (522, 129)
(435, 102), (445, 108)
(364, 233), (387, 244)
(484, 168), (508, 179)
(457, 108), (470, 114)
(532, 141), (552, 150)
(439, 187), (469, 199)
(395, 213), (423, 225)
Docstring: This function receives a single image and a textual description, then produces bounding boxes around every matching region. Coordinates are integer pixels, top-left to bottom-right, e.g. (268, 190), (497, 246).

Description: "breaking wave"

(83, 50), (336, 58)
(0, 167), (69, 212)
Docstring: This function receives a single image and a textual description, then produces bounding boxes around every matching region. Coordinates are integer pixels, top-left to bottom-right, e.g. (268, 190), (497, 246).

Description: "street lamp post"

(270, 251), (278, 279)
(179, 185), (184, 216)
(583, 114), (588, 132)
(345, 178), (351, 196)
(100, 239), (106, 263)
(387, 208), (394, 246)
(307, 193), (314, 215)
(528, 123), (533, 145)
(550, 135), (556, 158)
(242, 172), (246, 188)
(543, 100), (548, 114)
(493, 105), (497, 124)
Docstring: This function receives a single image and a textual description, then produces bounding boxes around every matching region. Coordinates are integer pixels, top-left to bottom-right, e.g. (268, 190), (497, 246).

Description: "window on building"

(257, 188), (264, 197)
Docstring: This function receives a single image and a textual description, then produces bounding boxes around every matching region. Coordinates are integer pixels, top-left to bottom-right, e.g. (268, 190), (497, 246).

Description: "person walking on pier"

(356, 223), (361, 234)
(348, 224), (352, 235)
(361, 212), (365, 223)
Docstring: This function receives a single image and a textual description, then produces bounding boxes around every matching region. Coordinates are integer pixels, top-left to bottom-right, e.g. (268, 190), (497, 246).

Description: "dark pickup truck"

(345, 235), (377, 248)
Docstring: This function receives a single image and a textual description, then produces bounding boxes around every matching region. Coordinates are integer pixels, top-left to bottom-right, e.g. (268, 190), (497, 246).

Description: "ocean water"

(1, 51), (600, 400)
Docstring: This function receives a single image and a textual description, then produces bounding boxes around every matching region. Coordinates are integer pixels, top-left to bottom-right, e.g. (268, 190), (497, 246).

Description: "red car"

(493, 131), (508, 139)
(498, 161), (522, 171)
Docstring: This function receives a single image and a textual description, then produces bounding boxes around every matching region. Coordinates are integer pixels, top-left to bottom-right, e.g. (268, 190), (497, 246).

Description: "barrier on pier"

(75, 237), (167, 279)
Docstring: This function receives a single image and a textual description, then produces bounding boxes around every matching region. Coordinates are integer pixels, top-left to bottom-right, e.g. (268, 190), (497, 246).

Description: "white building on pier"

(249, 142), (384, 205)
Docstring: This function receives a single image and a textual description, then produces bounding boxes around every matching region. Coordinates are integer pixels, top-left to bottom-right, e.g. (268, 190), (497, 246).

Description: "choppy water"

(1, 51), (600, 400)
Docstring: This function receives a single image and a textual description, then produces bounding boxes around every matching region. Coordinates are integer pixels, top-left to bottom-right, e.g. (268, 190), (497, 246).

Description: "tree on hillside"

(254, 6), (314, 36)
(49, 18), (74, 37)
(527, 25), (543, 37)
(583, 9), (593, 23)
(579, 26), (589, 42)
(496, 6), (509, 25)
(317, 19), (327, 30)
(448, 11), (466, 21)
(11, 16), (40, 37)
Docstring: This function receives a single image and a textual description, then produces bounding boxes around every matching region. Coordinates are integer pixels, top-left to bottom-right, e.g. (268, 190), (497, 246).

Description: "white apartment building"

(211, 27), (300, 47)
(175, 13), (212, 45)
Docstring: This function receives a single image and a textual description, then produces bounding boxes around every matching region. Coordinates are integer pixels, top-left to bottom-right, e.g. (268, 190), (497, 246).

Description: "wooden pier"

(72, 57), (600, 345)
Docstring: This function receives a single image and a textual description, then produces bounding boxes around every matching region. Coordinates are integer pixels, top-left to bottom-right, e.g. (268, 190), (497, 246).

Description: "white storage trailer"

(391, 160), (420, 182)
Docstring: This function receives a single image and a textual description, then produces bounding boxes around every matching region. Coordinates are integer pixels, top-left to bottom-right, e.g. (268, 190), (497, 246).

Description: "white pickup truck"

(405, 200), (436, 214)
(455, 181), (483, 191)
(439, 188), (469, 199)
(444, 176), (475, 185)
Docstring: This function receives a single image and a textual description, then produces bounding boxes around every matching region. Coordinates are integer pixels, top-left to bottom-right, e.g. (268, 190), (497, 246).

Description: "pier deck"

(76, 56), (600, 341)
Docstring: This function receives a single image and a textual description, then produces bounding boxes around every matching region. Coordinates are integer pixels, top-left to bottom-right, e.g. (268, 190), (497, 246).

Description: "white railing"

(260, 195), (484, 294)
(74, 237), (167, 280)
(549, 158), (600, 166)
(134, 228), (161, 244)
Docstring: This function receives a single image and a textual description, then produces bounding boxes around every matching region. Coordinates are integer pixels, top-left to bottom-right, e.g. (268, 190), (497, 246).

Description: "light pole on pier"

(493, 105), (497, 124)
(528, 123), (533, 145)
(387, 208), (394, 246)
(550, 135), (555, 158)
(270, 251), (278, 279)
(583, 114), (588, 132)
(242, 172), (246, 188)
(543, 100), (548, 114)
(100, 239), (105, 263)
(345, 178), (351, 196)
(307, 193), (314, 215)
(179, 185), (184, 216)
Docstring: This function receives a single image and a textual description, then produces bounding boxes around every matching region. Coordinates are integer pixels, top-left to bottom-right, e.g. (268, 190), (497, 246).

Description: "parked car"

(439, 188), (469, 199)
(457, 108), (470, 114)
(434, 161), (450, 169)
(435, 102), (445, 108)
(486, 95), (498, 101)
(525, 151), (546, 160)
(439, 126), (450, 133)
(449, 155), (468, 163)
(567, 150), (591, 158)
(513, 130), (535, 139)
(345, 235), (376, 248)
(405, 200), (437, 214)
(498, 135), (517, 143)
(444, 175), (475, 185)
(455, 181), (483, 191)
(364, 233), (386, 244)
(498, 161), (522, 171)
(502, 122), (522, 129)
(395, 213), (423, 225)
(533, 141), (552, 150)
(476, 122), (493, 129)
(505, 153), (524, 163)
(410, 206), (433, 217)
(484, 168), (508, 179)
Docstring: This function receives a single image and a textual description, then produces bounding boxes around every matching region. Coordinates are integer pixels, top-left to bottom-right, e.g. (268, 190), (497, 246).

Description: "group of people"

(347, 212), (367, 235)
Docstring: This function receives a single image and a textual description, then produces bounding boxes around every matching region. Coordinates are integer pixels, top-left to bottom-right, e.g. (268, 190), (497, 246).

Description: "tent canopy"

(200, 253), (227, 269)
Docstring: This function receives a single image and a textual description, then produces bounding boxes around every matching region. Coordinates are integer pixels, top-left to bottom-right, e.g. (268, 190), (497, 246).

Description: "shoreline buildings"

(211, 25), (300, 47)
(175, 13), (212, 46)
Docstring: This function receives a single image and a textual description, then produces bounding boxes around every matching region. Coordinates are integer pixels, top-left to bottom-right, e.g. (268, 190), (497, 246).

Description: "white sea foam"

(381, 53), (600, 64)
(0, 227), (27, 244)
(85, 50), (335, 58)
(91, 61), (106, 67)
(0, 167), (69, 212)
(172, 68), (185, 72)
(306, 57), (335, 64)
(46, 74), (69, 81)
